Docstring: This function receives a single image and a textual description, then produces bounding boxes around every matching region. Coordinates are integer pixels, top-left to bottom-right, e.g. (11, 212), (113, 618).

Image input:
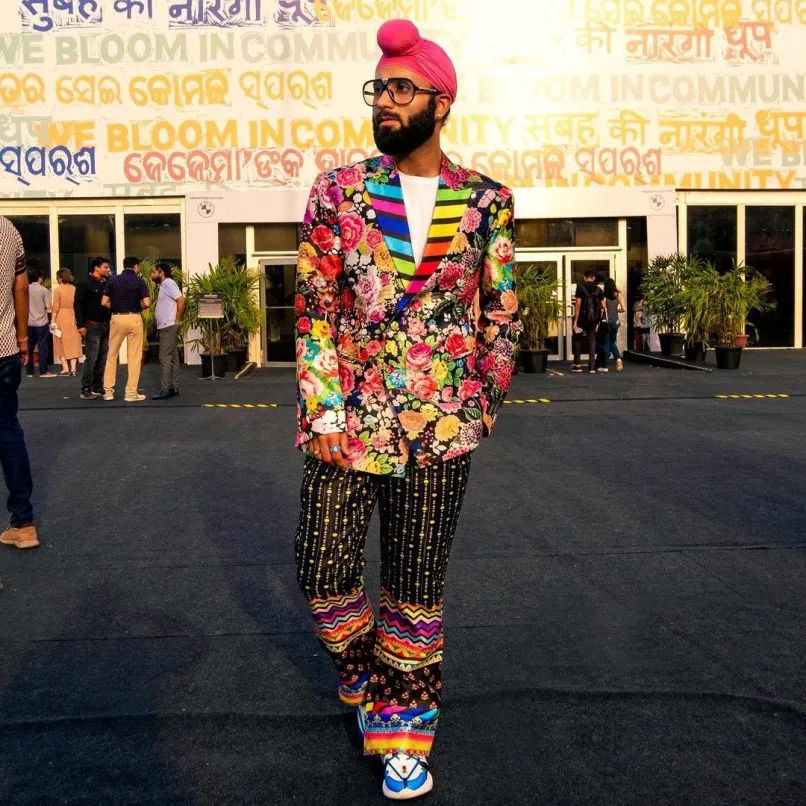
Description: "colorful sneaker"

(570, 364), (583, 373)
(382, 752), (433, 800)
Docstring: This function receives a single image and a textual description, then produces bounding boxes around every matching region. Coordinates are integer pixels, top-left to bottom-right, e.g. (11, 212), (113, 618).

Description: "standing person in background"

(26, 268), (55, 379)
(603, 277), (625, 372)
(52, 269), (82, 377)
(571, 268), (605, 374)
(150, 262), (184, 400)
(633, 297), (650, 351)
(101, 256), (150, 402)
(0, 217), (38, 550)
(75, 257), (111, 400)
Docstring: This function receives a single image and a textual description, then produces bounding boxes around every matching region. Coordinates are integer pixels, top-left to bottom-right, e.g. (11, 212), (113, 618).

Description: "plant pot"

(715, 345), (742, 369)
(659, 332), (685, 358)
(734, 334), (749, 348)
(201, 353), (228, 377)
(226, 349), (246, 372)
(520, 348), (549, 374)
(684, 341), (707, 363)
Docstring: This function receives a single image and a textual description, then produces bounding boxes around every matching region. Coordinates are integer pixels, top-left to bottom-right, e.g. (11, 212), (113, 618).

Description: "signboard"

(198, 292), (223, 318)
(0, 0), (805, 195)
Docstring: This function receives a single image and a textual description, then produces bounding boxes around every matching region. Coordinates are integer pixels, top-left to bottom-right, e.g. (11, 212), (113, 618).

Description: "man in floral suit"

(293, 18), (521, 800)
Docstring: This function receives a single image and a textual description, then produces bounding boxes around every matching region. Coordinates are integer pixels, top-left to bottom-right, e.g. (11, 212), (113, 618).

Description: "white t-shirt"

(155, 277), (181, 330)
(398, 171), (439, 267)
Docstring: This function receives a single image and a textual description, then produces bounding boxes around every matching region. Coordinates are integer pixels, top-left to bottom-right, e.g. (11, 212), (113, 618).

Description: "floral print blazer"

(294, 153), (521, 477)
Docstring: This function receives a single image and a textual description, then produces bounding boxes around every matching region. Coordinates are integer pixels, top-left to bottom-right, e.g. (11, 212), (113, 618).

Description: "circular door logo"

(198, 201), (215, 218)
(649, 193), (665, 211)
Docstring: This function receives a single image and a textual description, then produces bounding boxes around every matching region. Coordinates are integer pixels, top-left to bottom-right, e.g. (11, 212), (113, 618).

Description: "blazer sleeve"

(476, 188), (522, 437)
(294, 173), (346, 442)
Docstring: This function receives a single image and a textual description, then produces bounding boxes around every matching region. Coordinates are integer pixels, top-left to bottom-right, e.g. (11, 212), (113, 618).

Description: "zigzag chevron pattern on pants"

(374, 588), (444, 672)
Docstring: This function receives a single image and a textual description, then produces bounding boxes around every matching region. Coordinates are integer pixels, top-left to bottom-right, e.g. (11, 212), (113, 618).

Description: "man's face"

(371, 67), (443, 157)
(151, 269), (163, 284)
(132, 262), (141, 274)
(99, 262), (110, 278)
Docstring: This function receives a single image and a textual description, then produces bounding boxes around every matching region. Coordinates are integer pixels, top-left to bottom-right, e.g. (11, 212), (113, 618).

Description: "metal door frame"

(517, 245), (624, 360)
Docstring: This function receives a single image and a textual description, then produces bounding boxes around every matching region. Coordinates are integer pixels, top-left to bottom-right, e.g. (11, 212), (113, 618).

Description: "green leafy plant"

(182, 257), (263, 355)
(640, 252), (692, 335)
(677, 256), (712, 346)
(516, 262), (562, 351)
(711, 261), (775, 347)
(681, 260), (775, 347)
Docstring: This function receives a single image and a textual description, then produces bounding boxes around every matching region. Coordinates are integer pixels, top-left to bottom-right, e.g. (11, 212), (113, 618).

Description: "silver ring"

(329, 445), (342, 453)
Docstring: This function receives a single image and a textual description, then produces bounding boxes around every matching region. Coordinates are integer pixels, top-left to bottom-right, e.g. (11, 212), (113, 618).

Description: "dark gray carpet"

(1, 351), (804, 804)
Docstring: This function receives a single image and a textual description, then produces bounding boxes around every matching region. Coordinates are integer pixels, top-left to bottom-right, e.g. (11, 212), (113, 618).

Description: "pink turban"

(376, 19), (457, 103)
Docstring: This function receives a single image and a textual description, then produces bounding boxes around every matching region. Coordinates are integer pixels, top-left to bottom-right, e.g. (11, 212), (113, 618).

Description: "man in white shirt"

(150, 262), (184, 400)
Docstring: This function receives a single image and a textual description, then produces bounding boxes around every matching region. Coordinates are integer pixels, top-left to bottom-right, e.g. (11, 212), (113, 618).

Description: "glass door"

(564, 252), (617, 361)
(58, 214), (117, 283)
(259, 257), (296, 362)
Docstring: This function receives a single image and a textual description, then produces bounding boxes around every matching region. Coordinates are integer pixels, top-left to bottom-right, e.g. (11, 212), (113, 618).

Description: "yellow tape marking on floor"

(717, 393), (790, 400)
(539, 398), (551, 404)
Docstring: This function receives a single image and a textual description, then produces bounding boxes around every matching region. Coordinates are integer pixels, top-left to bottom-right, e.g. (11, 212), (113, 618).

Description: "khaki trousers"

(103, 313), (143, 397)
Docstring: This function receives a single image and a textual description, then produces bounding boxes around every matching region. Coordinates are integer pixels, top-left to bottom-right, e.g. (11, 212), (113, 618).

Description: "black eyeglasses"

(362, 77), (440, 107)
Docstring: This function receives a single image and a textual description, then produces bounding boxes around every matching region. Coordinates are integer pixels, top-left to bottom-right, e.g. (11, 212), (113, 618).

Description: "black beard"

(373, 99), (437, 156)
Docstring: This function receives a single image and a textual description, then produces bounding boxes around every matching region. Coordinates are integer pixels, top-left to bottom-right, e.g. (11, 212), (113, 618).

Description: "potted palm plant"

(641, 253), (689, 358)
(709, 262), (774, 369)
(516, 262), (561, 373)
(678, 256), (711, 362)
(714, 261), (775, 369)
(183, 257), (263, 377)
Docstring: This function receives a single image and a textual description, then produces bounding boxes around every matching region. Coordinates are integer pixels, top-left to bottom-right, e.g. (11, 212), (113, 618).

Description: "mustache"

(374, 112), (402, 124)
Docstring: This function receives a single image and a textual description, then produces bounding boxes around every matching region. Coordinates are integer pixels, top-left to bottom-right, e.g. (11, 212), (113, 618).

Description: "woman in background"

(52, 268), (82, 376)
(603, 277), (626, 372)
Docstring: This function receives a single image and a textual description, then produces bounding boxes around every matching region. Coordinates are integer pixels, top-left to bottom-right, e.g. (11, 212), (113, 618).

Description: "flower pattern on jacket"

(294, 154), (521, 477)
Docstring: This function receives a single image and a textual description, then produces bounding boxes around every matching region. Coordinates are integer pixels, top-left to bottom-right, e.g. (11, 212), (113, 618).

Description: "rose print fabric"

(294, 153), (521, 477)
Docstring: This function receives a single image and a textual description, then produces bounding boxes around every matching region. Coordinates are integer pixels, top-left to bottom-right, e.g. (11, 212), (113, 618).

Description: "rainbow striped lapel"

(365, 168), (471, 316)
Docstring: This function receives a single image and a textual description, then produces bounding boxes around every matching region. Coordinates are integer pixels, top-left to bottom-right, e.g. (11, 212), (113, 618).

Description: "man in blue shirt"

(101, 256), (150, 402)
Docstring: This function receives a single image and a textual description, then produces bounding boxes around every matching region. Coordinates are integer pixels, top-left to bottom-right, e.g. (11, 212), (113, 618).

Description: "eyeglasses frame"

(362, 77), (442, 107)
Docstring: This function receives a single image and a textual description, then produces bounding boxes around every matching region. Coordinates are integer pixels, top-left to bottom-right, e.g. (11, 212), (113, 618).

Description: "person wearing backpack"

(571, 268), (606, 373)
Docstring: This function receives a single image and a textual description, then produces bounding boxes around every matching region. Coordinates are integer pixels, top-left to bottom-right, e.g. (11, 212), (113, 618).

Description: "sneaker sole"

(382, 772), (433, 800)
(0, 537), (39, 549)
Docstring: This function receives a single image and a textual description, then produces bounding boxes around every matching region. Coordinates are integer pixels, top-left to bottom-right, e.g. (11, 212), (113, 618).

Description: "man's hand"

(17, 339), (27, 366)
(78, 327), (87, 337)
(309, 432), (353, 469)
